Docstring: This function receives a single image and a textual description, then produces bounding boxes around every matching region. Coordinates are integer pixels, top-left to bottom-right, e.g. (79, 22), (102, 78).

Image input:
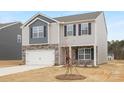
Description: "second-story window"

(81, 23), (88, 34)
(32, 26), (44, 38)
(67, 24), (74, 36)
(79, 23), (91, 35)
(64, 24), (76, 36)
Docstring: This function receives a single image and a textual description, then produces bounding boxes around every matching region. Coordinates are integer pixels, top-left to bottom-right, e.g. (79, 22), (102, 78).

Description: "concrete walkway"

(0, 65), (46, 76)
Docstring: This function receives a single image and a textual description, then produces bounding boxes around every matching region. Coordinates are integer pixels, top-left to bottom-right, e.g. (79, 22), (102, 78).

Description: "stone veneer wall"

(22, 44), (59, 65)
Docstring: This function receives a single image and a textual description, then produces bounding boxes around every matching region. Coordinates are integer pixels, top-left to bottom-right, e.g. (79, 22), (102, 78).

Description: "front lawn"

(0, 60), (124, 82)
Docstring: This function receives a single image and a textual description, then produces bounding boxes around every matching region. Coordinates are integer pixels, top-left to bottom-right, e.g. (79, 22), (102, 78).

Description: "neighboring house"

(0, 22), (22, 60)
(22, 11), (107, 66)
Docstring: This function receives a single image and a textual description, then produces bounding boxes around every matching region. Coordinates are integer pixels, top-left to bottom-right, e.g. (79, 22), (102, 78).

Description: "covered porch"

(60, 45), (97, 67)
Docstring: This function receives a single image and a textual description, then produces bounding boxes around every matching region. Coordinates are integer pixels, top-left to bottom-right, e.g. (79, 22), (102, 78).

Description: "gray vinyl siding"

(0, 23), (22, 60)
(37, 15), (55, 23)
(29, 20), (48, 44)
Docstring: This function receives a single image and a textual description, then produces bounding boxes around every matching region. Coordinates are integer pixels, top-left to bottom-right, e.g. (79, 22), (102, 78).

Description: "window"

(78, 48), (85, 60)
(79, 23), (91, 35)
(32, 26), (44, 38)
(78, 48), (91, 60)
(85, 48), (91, 59)
(67, 24), (74, 36)
(81, 23), (89, 35)
(17, 35), (21, 43)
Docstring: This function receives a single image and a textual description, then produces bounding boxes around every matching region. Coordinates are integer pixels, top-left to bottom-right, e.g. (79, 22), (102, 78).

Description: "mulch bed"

(55, 74), (86, 80)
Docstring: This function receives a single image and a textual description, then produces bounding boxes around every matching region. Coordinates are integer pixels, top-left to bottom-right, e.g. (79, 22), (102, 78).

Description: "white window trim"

(32, 26), (44, 39)
(80, 23), (89, 35)
(78, 48), (91, 60)
(66, 24), (74, 36)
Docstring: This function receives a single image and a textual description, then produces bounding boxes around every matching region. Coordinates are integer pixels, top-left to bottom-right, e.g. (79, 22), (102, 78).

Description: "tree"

(108, 40), (124, 59)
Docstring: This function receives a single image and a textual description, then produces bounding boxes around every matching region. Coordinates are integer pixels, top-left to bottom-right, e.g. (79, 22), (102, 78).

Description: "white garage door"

(26, 49), (55, 66)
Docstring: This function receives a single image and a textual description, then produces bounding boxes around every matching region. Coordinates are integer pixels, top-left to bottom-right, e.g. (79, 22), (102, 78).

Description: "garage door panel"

(26, 49), (55, 66)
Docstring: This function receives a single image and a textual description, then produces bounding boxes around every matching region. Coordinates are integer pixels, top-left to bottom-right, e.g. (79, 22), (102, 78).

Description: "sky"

(0, 11), (123, 41)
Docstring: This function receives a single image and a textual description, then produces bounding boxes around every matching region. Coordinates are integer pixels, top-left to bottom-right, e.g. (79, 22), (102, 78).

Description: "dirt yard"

(0, 60), (124, 82)
(0, 60), (23, 67)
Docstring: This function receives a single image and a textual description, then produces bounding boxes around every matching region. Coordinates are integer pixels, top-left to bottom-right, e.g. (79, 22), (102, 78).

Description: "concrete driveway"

(0, 65), (46, 76)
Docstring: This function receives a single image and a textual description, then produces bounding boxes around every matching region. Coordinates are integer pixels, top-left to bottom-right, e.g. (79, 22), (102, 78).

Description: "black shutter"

(75, 48), (78, 60)
(78, 24), (81, 35)
(30, 27), (33, 38)
(44, 26), (47, 37)
(91, 48), (94, 60)
(64, 25), (67, 36)
(88, 23), (91, 35)
(73, 24), (76, 36)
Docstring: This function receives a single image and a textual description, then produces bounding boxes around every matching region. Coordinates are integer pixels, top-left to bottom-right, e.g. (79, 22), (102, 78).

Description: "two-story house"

(22, 11), (107, 67)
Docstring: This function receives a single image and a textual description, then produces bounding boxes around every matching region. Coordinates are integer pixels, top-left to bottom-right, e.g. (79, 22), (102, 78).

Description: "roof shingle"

(0, 22), (19, 28)
(54, 11), (102, 22)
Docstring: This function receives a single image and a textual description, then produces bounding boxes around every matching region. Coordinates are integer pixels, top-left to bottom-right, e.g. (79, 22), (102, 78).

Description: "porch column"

(69, 46), (72, 59)
(58, 46), (61, 65)
(94, 45), (97, 66)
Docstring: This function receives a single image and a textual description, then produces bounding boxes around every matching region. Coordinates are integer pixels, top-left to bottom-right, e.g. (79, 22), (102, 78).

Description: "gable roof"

(0, 22), (22, 30)
(54, 11), (102, 22)
(22, 13), (59, 27)
(22, 11), (102, 28)
(0, 22), (15, 28)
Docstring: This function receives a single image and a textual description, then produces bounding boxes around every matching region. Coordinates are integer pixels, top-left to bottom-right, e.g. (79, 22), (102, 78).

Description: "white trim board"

(26, 17), (50, 27)
(60, 19), (95, 24)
